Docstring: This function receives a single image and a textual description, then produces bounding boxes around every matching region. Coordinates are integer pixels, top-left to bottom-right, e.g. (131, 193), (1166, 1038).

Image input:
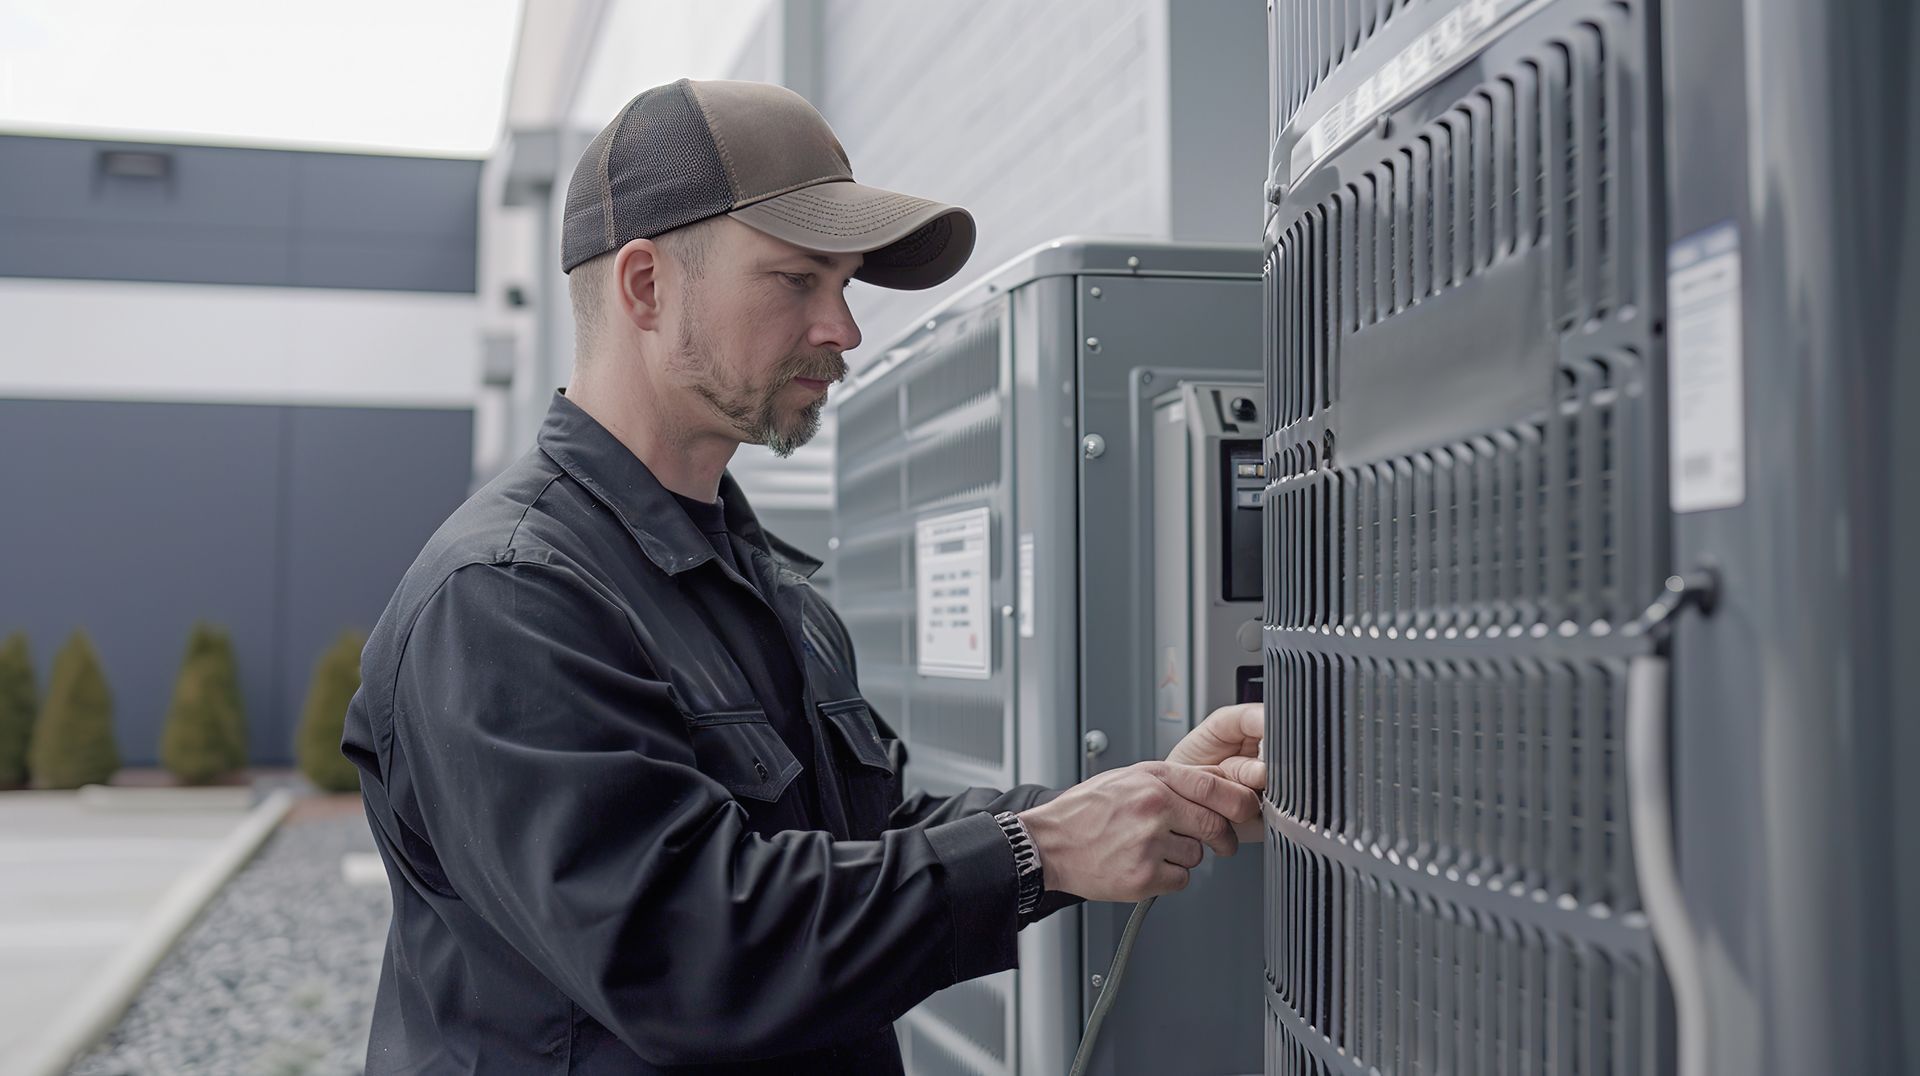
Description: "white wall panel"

(0, 278), (479, 408)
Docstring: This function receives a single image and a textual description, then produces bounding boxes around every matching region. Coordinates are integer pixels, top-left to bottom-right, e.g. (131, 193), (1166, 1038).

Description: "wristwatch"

(992, 810), (1045, 920)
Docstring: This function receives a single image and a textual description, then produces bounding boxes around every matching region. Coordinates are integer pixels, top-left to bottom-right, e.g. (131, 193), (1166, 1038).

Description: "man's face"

(663, 219), (862, 457)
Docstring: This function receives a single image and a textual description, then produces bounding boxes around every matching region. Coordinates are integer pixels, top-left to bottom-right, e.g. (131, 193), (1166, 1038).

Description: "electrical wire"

(1068, 896), (1156, 1076)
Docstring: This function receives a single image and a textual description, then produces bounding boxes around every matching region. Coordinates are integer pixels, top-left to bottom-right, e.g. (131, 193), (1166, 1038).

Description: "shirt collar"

(535, 390), (822, 579)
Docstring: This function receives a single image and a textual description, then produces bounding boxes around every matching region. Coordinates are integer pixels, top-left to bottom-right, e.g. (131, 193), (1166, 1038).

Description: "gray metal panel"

(0, 134), (478, 293)
(0, 398), (472, 768)
(1008, 274), (1085, 1076)
(1663, 0), (1919, 1073)
(1261, 1), (1671, 1072)
(1074, 272), (1265, 1076)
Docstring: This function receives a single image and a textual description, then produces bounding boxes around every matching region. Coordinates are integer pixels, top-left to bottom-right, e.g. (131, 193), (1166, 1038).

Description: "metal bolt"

(1125, 256), (1140, 268)
(925, 319), (937, 331)
(1081, 434), (1107, 460)
(826, 536), (841, 551)
(1001, 604), (1015, 618)
(1089, 286), (1103, 298)
(1140, 371), (1153, 385)
(1085, 336), (1101, 352)
(1090, 974), (1106, 990)
(1084, 730), (1109, 756)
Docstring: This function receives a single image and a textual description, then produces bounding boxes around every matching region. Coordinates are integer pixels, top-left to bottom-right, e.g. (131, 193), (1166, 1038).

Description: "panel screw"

(1085, 336), (1101, 352)
(1082, 434), (1107, 459)
(827, 536), (841, 551)
(1084, 730), (1109, 756)
(925, 319), (937, 331)
(1001, 604), (1015, 618)
(1140, 371), (1154, 385)
(1089, 286), (1103, 298)
(1126, 256), (1141, 268)
(1090, 974), (1106, 990)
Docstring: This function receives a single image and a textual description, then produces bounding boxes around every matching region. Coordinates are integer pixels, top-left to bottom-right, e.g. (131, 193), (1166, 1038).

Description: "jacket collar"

(535, 390), (822, 579)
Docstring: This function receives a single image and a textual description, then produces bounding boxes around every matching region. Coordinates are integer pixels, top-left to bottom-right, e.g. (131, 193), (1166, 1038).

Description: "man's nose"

(808, 289), (862, 355)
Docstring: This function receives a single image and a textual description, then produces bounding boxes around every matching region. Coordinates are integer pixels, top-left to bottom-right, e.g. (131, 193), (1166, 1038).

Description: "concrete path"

(0, 788), (259, 1074)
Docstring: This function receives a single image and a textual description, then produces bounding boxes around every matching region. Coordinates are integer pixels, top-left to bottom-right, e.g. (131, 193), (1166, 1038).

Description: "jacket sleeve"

(877, 724), (1082, 924)
(378, 560), (1022, 1067)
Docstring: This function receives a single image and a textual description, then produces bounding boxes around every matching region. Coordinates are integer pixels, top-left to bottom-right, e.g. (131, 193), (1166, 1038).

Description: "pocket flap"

(688, 709), (803, 803)
(818, 699), (893, 772)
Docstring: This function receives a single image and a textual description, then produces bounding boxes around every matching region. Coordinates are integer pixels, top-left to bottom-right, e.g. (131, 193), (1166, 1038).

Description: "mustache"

(777, 350), (847, 385)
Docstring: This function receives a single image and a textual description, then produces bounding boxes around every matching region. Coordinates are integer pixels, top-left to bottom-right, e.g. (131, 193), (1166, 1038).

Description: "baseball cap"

(560, 79), (976, 290)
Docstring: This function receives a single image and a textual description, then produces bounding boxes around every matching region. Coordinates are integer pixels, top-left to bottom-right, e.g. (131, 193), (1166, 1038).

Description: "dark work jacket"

(341, 391), (1064, 1074)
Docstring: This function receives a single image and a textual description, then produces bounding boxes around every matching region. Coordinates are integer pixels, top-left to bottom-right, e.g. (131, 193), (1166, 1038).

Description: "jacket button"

(754, 759), (770, 781)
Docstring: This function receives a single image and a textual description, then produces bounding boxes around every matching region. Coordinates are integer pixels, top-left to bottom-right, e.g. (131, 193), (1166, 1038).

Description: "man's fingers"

(1158, 833), (1206, 870)
(1150, 862), (1192, 894)
(1218, 702), (1264, 746)
(1167, 702), (1265, 766)
(1166, 796), (1239, 858)
(1148, 761), (1262, 824)
(1215, 754), (1267, 790)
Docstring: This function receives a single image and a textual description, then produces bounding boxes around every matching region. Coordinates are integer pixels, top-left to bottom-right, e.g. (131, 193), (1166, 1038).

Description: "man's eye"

(780, 273), (812, 288)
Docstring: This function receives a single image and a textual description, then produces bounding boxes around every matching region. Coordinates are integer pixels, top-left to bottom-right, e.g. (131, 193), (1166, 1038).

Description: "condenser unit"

(1261, 1), (1917, 1074)
(832, 238), (1266, 1076)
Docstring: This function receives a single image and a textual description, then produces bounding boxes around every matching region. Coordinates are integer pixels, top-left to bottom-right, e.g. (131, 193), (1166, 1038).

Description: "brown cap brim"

(728, 180), (976, 291)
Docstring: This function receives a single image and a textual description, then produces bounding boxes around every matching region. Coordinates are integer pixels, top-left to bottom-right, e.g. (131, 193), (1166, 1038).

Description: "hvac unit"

(832, 239), (1267, 1076)
(1261, 1), (1917, 1075)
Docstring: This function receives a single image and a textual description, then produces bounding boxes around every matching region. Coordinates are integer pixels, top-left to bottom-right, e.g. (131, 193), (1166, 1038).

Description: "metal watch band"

(993, 810), (1045, 919)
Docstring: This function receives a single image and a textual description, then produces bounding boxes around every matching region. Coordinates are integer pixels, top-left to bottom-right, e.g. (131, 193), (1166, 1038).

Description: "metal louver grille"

(1273, 0), (1419, 134)
(833, 302), (1016, 1076)
(1262, 3), (1666, 1073)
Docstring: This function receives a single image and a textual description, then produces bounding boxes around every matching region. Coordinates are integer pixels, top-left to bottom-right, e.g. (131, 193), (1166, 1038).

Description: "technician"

(342, 79), (1267, 1075)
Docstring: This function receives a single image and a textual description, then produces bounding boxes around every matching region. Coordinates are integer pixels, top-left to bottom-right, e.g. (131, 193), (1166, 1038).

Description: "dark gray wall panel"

(0, 134), (478, 293)
(0, 399), (281, 769)
(0, 398), (473, 768)
(276, 406), (474, 763)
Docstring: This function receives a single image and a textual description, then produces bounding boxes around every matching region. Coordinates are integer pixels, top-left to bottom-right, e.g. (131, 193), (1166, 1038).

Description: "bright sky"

(0, 0), (524, 156)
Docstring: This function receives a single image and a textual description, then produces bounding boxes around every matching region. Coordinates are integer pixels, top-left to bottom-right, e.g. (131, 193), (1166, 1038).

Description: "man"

(342, 79), (1266, 1074)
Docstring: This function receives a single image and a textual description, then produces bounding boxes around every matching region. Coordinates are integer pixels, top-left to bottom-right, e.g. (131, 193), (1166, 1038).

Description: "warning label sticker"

(916, 507), (993, 679)
(1666, 223), (1746, 513)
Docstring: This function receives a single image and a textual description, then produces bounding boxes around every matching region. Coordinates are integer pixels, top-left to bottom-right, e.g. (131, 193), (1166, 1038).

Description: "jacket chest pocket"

(818, 699), (901, 840)
(687, 709), (803, 806)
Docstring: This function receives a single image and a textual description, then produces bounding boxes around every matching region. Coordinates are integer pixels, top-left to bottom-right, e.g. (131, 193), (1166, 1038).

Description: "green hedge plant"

(186, 623), (247, 768)
(297, 630), (365, 793)
(0, 633), (37, 789)
(159, 625), (247, 784)
(29, 631), (120, 789)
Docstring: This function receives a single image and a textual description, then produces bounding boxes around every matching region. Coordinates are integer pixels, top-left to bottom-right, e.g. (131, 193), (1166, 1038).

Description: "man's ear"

(613, 238), (663, 334)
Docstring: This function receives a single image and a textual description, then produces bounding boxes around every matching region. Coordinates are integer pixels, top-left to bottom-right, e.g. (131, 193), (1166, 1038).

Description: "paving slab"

(0, 790), (258, 1074)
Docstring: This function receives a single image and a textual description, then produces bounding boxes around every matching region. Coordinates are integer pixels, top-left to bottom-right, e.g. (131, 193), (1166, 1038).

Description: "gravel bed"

(70, 805), (390, 1076)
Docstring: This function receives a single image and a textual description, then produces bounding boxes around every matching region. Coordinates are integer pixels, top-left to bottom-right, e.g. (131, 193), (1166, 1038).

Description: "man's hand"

(1017, 761), (1260, 902)
(1169, 702), (1266, 841)
(1168, 702), (1265, 789)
